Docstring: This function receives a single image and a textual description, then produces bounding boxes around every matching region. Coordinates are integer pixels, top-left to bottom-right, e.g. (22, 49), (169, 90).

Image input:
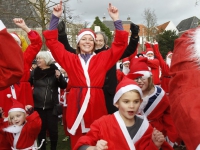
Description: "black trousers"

(35, 108), (58, 150)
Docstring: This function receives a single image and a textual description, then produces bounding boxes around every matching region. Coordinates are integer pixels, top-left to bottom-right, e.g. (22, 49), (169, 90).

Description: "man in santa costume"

(0, 20), (23, 91)
(121, 57), (130, 75)
(74, 76), (173, 150)
(0, 18), (42, 117)
(152, 40), (173, 94)
(145, 42), (161, 85)
(127, 57), (179, 147)
(169, 26), (200, 150)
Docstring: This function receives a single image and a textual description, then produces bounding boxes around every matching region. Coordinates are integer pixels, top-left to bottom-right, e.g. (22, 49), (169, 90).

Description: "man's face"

(95, 34), (105, 50)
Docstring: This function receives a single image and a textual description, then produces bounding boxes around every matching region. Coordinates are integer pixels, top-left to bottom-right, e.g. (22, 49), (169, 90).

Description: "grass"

(46, 118), (71, 150)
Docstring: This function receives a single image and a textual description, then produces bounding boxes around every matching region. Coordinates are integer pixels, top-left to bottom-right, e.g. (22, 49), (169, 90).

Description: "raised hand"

(53, 0), (63, 18)
(152, 128), (165, 149)
(107, 3), (119, 21)
(13, 18), (30, 33)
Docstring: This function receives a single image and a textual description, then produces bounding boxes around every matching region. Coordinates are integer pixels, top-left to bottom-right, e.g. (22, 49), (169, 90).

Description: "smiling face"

(9, 111), (26, 126)
(78, 34), (95, 54)
(115, 90), (142, 126)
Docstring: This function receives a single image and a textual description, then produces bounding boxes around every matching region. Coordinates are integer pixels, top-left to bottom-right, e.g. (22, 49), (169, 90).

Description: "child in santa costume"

(2, 95), (42, 150)
(74, 76), (173, 150)
(0, 18), (42, 117)
(43, 1), (129, 148)
(0, 20), (23, 91)
(144, 42), (161, 85)
(127, 57), (179, 147)
(169, 26), (200, 150)
(152, 40), (172, 94)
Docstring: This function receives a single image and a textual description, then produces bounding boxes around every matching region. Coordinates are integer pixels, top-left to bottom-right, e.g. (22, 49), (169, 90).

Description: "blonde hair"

(36, 51), (54, 65)
(147, 76), (154, 91)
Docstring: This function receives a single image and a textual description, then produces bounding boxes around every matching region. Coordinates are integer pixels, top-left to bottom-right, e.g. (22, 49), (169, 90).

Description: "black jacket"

(29, 64), (67, 109)
(58, 34), (139, 114)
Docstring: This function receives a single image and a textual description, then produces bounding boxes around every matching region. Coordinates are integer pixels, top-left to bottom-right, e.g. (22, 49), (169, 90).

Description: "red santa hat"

(10, 32), (22, 46)
(0, 20), (6, 31)
(76, 28), (96, 44)
(113, 75), (143, 104)
(7, 94), (25, 113)
(128, 57), (152, 78)
(166, 51), (173, 58)
(122, 57), (130, 64)
(145, 48), (154, 55)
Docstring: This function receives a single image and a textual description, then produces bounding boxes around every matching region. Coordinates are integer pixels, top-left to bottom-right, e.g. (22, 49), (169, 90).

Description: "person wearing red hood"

(144, 42), (161, 85)
(152, 40), (173, 94)
(0, 20), (23, 91)
(0, 18), (42, 117)
(169, 26), (200, 150)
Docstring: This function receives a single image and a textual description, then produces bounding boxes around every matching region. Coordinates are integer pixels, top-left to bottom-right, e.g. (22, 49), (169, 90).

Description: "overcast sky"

(63, 0), (200, 26)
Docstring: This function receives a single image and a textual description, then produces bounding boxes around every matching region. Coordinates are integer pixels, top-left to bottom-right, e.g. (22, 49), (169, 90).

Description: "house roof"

(157, 21), (170, 32)
(0, 0), (41, 28)
(176, 16), (199, 32)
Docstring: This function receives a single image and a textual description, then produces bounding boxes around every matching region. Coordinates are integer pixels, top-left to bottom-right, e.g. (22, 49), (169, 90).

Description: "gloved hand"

(130, 23), (139, 38)
(57, 20), (66, 35)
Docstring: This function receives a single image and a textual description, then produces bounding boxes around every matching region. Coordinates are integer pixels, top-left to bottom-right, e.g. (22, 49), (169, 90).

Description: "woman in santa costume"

(43, 0), (129, 148)
(151, 40), (173, 94)
(1, 95), (42, 150)
(74, 76), (173, 150)
(0, 18), (42, 117)
(0, 20), (23, 91)
(169, 26), (200, 150)
(127, 57), (179, 147)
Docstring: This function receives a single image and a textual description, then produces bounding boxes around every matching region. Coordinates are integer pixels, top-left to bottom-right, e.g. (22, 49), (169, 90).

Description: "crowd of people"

(1, 0), (200, 150)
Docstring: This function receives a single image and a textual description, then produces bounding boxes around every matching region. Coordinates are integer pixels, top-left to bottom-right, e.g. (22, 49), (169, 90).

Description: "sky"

(62, 0), (200, 26)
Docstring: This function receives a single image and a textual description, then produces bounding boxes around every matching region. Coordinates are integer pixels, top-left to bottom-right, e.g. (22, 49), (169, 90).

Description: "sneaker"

(62, 136), (69, 142)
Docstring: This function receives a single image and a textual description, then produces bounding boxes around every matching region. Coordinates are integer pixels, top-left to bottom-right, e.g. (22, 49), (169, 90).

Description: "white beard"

(147, 56), (154, 60)
(166, 58), (171, 67)
(122, 67), (130, 75)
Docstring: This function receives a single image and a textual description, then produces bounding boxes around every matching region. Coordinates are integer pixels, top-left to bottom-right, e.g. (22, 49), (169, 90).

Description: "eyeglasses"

(134, 76), (147, 82)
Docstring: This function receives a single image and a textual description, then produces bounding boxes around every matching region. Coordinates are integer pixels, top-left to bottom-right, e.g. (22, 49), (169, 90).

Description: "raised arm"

(13, 18), (42, 72)
(0, 20), (23, 90)
(57, 20), (76, 54)
(120, 23), (139, 59)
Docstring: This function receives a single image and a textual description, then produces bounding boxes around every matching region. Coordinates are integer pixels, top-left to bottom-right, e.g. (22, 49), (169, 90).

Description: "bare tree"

(142, 8), (157, 42)
(195, 0), (200, 5)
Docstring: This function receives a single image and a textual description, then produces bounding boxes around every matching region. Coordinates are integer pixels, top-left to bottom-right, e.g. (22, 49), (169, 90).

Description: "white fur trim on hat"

(8, 108), (26, 113)
(123, 60), (130, 64)
(10, 33), (21, 46)
(113, 85), (143, 104)
(146, 51), (154, 55)
(77, 31), (95, 43)
(189, 28), (200, 64)
(0, 20), (6, 31)
(134, 71), (152, 78)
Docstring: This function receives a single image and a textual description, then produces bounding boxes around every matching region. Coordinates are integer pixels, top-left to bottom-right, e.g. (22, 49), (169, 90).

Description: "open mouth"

(127, 111), (134, 115)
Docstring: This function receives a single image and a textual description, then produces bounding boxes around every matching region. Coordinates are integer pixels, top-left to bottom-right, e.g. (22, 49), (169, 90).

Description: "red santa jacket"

(0, 29), (23, 90)
(152, 43), (170, 93)
(74, 112), (173, 150)
(147, 59), (161, 85)
(4, 111), (41, 149)
(141, 86), (179, 143)
(43, 29), (128, 136)
(0, 118), (11, 150)
(0, 31), (42, 116)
